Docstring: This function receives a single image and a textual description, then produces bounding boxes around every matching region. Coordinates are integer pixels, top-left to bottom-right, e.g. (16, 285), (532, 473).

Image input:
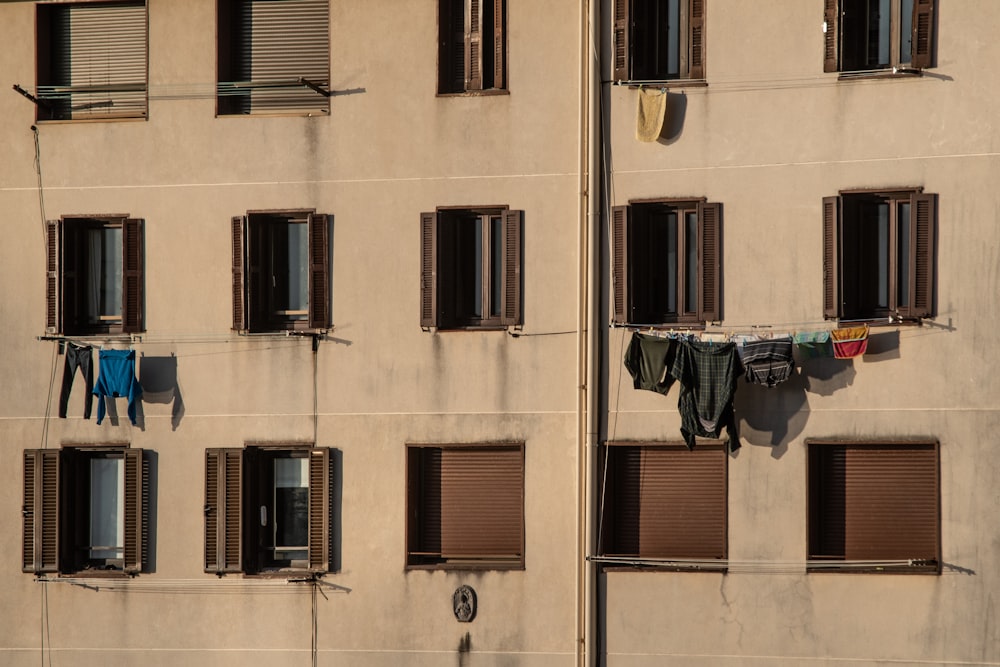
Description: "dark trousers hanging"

(58, 343), (93, 419)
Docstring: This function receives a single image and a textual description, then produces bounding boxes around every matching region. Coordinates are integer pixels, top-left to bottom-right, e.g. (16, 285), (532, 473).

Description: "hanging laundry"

(793, 330), (833, 358)
(740, 337), (795, 387)
(58, 342), (93, 419)
(624, 331), (677, 395)
(93, 349), (143, 425)
(669, 340), (742, 451)
(831, 323), (870, 359)
(636, 88), (667, 142)
(730, 334), (760, 363)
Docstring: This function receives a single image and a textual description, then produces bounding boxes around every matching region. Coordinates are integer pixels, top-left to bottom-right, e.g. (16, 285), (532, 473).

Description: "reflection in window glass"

(274, 457), (308, 561)
(285, 222), (309, 315)
(86, 227), (122, 322)
(90, 457), (124, 561)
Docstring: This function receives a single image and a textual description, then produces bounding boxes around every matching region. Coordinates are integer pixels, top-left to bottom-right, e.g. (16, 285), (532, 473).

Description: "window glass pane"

(285, 222), (309, 316)
(274, 457), (309, 559)
(665, 0), (680, 78)
(868, 0), (891, 67)
(877, 202), (889, 308)
(490, 216), (502, 318)
(474, 218), (484, 318)
(86, 227), (122, 322)
(899, 0), (914, 64)
(897, 202), (911, 307)
(90, 457), (124, 560)
(685, 212), (698, 313)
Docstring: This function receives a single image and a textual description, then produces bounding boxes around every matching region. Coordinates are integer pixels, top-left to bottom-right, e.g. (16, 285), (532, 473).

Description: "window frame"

(612, 199), (721, 326)
(420, 207), (523, 330)
(613, 0), (706, 84)
(406, 442), (525, 570)
(437, 0), (507, 95)
(22, 446), (147, 576)
(807, 439), (940, 574)
(824, 0), (935, 75)
(45, 215), (144, 336)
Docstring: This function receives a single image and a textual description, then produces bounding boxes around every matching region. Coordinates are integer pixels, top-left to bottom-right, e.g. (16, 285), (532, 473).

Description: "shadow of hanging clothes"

(139, 355), (185, 431)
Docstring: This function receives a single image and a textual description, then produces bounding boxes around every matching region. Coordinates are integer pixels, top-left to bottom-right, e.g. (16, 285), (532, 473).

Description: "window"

(420, 208), (522, 329)
(406, 444), (524, 569)
(438, 0), (506, 94)
(204, 446), (332, 575)
(35, 1), (148, 121)
(232, 210), (331, 333)
(23, 447), (147, 575)
(217, 0), (330, 115)
(807, 440), (939, 572)
(613, 0), (705, 83)
(612, 200), (720, 325)
(598, 442), (726, 567)
(46, 216), (144, 336)
(824, 0), (935, 73)
(823, 191), (936, 321)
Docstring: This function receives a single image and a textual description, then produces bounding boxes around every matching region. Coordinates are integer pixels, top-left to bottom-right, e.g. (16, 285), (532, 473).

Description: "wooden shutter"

(907, 193), (936, 319)
(822, 196), (840, 319)
(205, 448), (244, 574)
(440, 0), (466, 93)
(911, 0), (935, 69)
(420, 212), (438, 328)
(61, 222), (81, 334)
(611, 205), (629, 324)
(500, 209), (522, 326)
(23, 450), (60, 574)
(121, 218), (144, 333)
(612, 0), (630, 81)
(232, 216), (247, 331)
(45, 220), (60, 334)
(307, 448), (330, 572)
(123, 448), (146, 574)
(465, 0), (484, 90)
(492, 0), (505, 89)
(823, 0), (839, 72)
(308, 213), (330, 330)
(607, 444), (726, 559)
(697, 202), (721, 323)
(688, 0), (706, 80)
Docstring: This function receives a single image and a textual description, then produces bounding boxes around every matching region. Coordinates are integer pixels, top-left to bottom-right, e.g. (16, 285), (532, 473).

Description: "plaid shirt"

(670, 340), (741, 451)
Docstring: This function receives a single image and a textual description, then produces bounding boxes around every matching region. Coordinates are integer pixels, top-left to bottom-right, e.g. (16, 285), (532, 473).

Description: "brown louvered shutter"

(440, 0), (466, 93)
(23, 450), (60, 574)
(232, 216), (247, 331)
(308, 213), (330, 330)
(607, 444), (726, 559)
(611, 205), (629, 324)
(121, 218), (144, 333)
(205, 448), (244, 574)
(911, 0), (935, 69)
(420, 212), (438, 328)
(823, 0), (839, 72)
(466, 0), (483, 90)
(492, 0), (505, 89)
(907, 193), (936, 319)
(45, 220), (60, 334)
(123, 448), (146, 574)
(697, 202), (721, 323)
(612, 0), (630, 81)
(688, 0), (706, 80)
(822, 196), (840, 319)
(500, 209), (522, 326)
(307, 448), (330, 572)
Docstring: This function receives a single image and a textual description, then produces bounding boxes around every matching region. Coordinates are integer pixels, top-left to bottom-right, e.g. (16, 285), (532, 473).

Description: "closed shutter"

(205, 448), (244, 574)
(420, 212), (438, 328)
(697, 202), (721, 322)
(612, 0), (630, 81)
(45, 220), (60, 334)
(466, 0), (484, 90)
(23, 450), (60, 574)
(688, 0), (706, 80)
(492, 0), (505, 89)
(907, 193), (936, 319)
(440, 0), (466, 93)
(822, 196), (840, 319)
(500, 209), (522, 326)
(123, 448), (146, 574)
(607, 444), (726, 559)
(232, 216), (247, 331)
(307, 213), (330, 330)
(121, 218), (144, 333)
(911, 0), (935, 69)
(307, 448), (330, 572)
(823, 0), (839, 72)
(611, 205), (629, 324)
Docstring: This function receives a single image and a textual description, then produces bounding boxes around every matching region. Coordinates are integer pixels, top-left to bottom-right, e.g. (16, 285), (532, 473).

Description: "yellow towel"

(636, 88), (667, 142)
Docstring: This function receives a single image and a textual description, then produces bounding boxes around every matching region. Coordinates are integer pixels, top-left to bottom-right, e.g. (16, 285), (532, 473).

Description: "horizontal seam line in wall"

(604, 652), (1000, 666)
(0, 648), (577, 656)
(615, 407), (1000, 413)
(0, 410), (578, 421)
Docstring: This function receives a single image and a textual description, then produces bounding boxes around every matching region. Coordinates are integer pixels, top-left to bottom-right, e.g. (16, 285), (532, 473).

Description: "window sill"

(436, 89), (510, 98)
(216, 110), (330, 118)
(406, 561), (525, 572)
(807, 561), (939, 575)
(615, 79), (708, 89)
(836, 68), (923, 81)
(36, 115), (148, 124)
(38, 333), (138, 343)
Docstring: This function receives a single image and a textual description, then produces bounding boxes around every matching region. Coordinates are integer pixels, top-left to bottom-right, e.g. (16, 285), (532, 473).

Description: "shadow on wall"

(658, 91), (687, 145)
(140, 355), (185, 431)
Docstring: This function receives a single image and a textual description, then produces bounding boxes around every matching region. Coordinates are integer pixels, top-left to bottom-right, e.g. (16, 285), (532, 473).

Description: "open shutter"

(493, 0), (505, 88)
(688, 0), (706, 80)
(23, 449), (59, 574)
(908, 193), (936, 319)
(500, 209), (522, 326)
(822, 196), (840, 319)
(307, 448), (330, 572)
(121, 218), (144, 333)
(611, 205), (629, 324)
(420, 212), (438, 328)
(465, 0), (484, 90)
(697, 202), (721, 323)
(823, 0), (839, 72)
(612, 0), (630, 81)
(45, 220), (60, 334)
(440, 0), (466, 92)
(232, 216), (247, 331)
(308, 213), (330, 330)
(123, 448), (146, 574)
(911, 0), (935, 69)
(205, 448), (243, 574)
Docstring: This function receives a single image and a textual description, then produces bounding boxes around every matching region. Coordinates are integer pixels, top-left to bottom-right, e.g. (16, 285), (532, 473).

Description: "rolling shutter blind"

(420, 212), (438, 328)
(231, 216), (247, 331)
(308, 213), (330, 330)
(205, 448), (244, 573)
(45, 221), (60, 334)
(123, 448), (146, 573)
(23, 450), (60, 574)
(612, 0), (630, 81)
(822, 196), (840, 319)
(697, 202), (720, 322)
(121, 218), (143, 333)
(501, 209), (522, 326)
(611, 205), (629, 324)
(307, 448), (330, 572)
(823, 0), (839, 72)
(688, 0), (705, 79)
(911, 0), (935, 69)
(908, 193), (936, 319)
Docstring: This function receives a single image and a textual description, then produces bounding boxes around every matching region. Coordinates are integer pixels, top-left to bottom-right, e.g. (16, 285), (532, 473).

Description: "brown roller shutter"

(123, 448), (146, 573)
(307, 448), (330, 572)
(45, 220), (60, 334)
(611, 205), (629, 324)
(205, 448), (243, 574)
(23, 450), (60, 574)
(308, 213), (330, 330)
(121, 218), (144, 333)
(612, 0), (630, 81)
(822, 196), (840, 319)
(823, 0), (839, 72)
(697, 202), (721, 323)
(420, 212), (438, 328)
(232, 216), (247, 331)
(466, 0), (483, 90)
(493, 0), (505, 89)
(911, 0), (935, 69)
(501, 209), (522, 326)
(688, 0), (706, 80)
(908, 193), (936, 319)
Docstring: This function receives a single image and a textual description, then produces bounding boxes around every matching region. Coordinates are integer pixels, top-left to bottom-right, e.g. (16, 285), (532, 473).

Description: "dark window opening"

(826, 0), (934, 73)
(613, 0), (706, 83)
(438, 0), (506, 93)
